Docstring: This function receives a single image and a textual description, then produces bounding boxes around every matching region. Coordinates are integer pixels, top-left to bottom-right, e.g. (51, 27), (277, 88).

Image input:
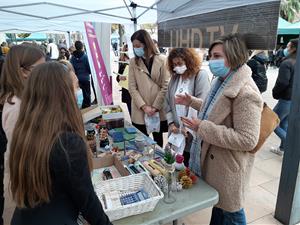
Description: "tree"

(17, 33), (31, 39)
(140, 23), (157, 35)
(280, 0), (300, 22)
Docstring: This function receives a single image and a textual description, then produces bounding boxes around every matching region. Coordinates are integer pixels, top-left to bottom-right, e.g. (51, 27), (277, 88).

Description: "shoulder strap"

(193, 70), (199, 96)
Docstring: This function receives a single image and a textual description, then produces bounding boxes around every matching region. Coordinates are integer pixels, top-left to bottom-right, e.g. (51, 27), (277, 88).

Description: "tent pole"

(130, 2), (137, 31)
(274, 34), (300, 225)
(67, 31), (71, 48)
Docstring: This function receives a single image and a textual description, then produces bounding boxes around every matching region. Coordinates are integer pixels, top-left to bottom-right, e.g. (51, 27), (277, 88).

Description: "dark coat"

(272, 55), (296, 100)
(70, 51), (91, 82)
(247, 55), (268, 93)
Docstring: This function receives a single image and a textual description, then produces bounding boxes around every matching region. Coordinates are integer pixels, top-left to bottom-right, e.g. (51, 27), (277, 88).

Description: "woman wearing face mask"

(59, 60), (84, 108)
(270, 38), (298, 156)
(128, 29), (169, 147)
(176, 34), (263, 225)
(165, 48), (210, 166)
(9, 62), (111, 225)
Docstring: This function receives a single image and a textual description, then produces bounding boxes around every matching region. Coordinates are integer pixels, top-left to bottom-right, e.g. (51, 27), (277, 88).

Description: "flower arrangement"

(178, 168), (198, 189)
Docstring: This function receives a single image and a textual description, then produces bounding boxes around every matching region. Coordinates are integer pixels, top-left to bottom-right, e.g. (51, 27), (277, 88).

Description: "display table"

(82, 107), (219, 225)
(113, 179), (218, 225)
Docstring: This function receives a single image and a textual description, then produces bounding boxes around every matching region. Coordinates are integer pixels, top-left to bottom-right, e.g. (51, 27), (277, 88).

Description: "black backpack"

(247, 57), (268, 93)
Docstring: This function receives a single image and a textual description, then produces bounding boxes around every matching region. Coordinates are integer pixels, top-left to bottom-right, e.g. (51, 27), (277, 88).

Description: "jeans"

(273, 99), (291, 150)
(210, 207), (246, 225)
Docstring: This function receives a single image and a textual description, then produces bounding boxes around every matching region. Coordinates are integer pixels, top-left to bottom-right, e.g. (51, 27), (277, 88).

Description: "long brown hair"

(131, 29), (159, 65)
(167, 48), (202, 78)
(0, 44), (45, 105)
(9, 62), (92, 208)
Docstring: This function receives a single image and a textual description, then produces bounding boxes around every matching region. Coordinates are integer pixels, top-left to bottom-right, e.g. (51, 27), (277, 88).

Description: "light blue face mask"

(76, 88), (83, 109)
(133, 47), (145, 57)
(283, 48), (289, 57)
(209, 59), (231, 78)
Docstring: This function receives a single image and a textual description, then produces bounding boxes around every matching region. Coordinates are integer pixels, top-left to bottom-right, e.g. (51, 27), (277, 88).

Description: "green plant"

(164, 152), (175, 164)
(280, 0), (300, 22)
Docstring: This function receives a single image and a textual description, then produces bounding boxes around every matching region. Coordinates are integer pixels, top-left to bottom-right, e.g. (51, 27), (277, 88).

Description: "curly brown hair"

(167, 48), (202, 78)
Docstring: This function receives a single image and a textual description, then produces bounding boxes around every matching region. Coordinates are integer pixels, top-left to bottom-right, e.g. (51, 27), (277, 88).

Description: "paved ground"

(3, 62), (299, 225)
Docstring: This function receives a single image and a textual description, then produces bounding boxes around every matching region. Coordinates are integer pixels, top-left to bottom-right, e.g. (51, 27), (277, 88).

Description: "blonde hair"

(209, 34), (249, 69)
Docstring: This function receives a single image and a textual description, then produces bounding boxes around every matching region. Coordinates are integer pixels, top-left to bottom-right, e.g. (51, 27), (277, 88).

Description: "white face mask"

(173, 65), (187, 75)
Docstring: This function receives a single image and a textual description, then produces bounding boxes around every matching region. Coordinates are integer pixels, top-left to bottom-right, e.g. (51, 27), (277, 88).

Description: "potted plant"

(162, 151), (175, 171)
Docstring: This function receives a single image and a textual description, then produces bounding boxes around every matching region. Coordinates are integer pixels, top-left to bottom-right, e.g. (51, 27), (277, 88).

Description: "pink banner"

(84, 22), (112, 105)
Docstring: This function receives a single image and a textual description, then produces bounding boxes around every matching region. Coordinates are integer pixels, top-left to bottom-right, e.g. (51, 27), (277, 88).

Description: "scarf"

(189, 74), (233, 176)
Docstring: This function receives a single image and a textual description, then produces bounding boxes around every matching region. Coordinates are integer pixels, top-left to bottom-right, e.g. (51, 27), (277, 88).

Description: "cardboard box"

(81, 105), (124, 124)
(92, 154), (130, 177)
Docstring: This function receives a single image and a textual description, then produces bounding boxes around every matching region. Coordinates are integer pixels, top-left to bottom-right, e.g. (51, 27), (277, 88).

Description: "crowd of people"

(0, 28), (297, 225)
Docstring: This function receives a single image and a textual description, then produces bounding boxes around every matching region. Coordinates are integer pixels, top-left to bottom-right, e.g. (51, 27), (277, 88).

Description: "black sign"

(158, 1), (280, 50)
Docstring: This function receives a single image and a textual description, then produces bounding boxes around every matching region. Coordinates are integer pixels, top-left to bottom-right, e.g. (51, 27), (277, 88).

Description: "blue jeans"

(273, 99), (291, 150)
(210, 207), (246, 225)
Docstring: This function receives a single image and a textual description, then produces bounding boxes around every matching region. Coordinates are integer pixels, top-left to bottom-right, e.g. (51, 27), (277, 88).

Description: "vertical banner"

(84, 22), (113, 105)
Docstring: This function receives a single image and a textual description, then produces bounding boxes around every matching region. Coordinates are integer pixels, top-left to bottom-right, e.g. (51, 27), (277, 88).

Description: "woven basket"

(94, 173), (164, 221)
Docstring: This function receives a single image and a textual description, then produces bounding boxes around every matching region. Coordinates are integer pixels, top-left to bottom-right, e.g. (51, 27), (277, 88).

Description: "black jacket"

(70, 51), (91, 82)
(11, 132), (112, 225)
(272, 56), (296, 100)
(247, 55), (268, 93)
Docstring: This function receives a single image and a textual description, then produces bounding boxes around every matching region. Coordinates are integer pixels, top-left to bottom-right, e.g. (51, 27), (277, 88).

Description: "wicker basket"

(94, 173), (164, 221)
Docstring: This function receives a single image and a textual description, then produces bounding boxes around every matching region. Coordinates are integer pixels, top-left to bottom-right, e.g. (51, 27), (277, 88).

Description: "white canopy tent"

(0, 0), (162, 33)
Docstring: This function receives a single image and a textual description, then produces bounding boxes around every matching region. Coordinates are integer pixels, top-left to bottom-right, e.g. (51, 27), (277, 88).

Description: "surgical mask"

(283, 48), (289, 57)
(173, 65), (187, 75)
(133, 47), (144, 57)
(76, 88), (83, 109)
(209, 59), (231, 78)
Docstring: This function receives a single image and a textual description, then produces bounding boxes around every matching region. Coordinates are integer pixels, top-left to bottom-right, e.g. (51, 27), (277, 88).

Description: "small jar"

(135, 135), (145, 152)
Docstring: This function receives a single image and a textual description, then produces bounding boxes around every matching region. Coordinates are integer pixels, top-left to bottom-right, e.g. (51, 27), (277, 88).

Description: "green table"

(113, 179), (219, 225)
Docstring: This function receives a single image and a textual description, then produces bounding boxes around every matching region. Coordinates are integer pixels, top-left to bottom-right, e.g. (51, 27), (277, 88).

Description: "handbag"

(250, 103), (280, 153)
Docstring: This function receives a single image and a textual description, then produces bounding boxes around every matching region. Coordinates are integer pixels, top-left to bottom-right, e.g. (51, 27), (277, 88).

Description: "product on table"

(120, 189), (149, 205)
(99, 126), (110, 147)
(86, 128), (97, 153)
(125, 127), (137, 134)
(103, 168), (113, 180)
(180, 175), (193, 189)
(175, 154), (185, 171)
(142, 161), (161, 177)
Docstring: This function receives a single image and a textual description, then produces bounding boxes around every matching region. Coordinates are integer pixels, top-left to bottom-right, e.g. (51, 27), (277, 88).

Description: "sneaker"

(270, 147), (284, 156)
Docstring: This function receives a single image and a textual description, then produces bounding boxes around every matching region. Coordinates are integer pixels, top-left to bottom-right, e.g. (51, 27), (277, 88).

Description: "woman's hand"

(142, 105), (154, 116)
(169, 123), (179, 133)
(175, 93), (192, 106)
(180, 126), (188, 137)
(181, 117), (201, 132)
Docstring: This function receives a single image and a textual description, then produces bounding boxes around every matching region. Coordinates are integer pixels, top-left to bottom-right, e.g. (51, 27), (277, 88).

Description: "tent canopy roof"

(0, 0), (164, 33)
(278, 18), (300, 35)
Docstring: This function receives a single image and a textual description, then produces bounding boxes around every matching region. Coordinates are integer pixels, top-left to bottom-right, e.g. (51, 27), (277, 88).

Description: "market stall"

(81, 105), (218, 224)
